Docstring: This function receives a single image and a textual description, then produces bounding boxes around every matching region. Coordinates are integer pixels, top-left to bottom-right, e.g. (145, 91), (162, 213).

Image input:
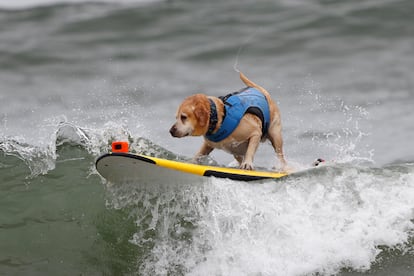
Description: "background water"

(0, 0), (413, 275)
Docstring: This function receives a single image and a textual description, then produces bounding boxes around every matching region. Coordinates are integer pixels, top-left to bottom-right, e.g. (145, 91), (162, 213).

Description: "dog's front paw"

(192, 155), (204, 164)
(193, 155), (219, 166)
(240, 162), (254, 170)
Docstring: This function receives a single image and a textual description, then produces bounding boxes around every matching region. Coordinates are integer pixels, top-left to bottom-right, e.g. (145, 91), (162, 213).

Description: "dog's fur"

(169, 72), (287, 171)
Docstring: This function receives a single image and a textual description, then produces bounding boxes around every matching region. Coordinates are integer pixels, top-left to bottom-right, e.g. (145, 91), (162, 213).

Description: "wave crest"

(0, 121), (178, 177)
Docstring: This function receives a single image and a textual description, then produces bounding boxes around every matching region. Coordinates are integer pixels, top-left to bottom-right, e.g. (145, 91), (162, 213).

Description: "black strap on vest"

(246, 107), (266, 135)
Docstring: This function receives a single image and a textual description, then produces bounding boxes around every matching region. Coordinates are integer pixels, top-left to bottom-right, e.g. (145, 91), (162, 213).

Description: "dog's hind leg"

(267, 122), (287, 170)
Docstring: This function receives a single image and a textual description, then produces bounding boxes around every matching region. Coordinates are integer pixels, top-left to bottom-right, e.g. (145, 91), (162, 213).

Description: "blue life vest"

(205, 87), (271, 143)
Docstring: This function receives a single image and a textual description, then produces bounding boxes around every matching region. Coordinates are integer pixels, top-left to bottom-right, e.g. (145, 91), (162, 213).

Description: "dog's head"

(170, 94), (210, 138)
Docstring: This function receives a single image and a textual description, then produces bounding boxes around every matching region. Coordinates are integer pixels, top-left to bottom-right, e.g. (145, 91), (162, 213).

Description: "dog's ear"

(194, 107), (208, 127)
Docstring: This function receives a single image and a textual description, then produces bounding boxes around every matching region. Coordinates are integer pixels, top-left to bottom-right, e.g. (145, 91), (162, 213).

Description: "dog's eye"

(180, 114), (187, 122)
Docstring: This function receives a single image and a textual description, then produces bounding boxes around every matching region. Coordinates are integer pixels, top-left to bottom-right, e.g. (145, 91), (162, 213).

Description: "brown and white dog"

(169, 72), (287, 171)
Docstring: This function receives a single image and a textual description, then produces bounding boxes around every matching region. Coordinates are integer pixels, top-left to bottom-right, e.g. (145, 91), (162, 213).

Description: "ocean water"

(1, 0), (413, 275)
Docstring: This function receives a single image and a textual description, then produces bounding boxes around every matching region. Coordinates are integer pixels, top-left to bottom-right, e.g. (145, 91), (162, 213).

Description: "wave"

(104, 161), (414, 275)
(1, 121), (413, 275)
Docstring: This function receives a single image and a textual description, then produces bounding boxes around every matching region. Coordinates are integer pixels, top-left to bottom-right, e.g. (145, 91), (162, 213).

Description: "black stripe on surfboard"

(95, 152), (156, 166)
(203, 170), (270, 181)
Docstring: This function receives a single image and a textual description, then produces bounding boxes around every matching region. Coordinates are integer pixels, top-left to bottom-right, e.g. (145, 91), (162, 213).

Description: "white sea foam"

(128, 165), (414, 275)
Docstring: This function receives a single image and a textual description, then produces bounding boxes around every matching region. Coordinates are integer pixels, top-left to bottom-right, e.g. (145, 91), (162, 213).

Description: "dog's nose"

(169, 125), (177, 137)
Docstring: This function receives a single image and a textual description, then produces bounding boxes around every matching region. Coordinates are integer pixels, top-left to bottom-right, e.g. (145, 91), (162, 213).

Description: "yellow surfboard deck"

(96, 152), (289, 182)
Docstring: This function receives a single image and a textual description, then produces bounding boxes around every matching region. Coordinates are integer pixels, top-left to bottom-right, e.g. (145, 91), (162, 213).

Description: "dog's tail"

(239, 71), (256, 87)
(239, 72), (271, 97)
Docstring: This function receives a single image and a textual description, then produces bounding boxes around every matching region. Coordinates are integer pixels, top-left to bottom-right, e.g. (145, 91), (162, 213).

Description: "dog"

(169, 72), (287, 171)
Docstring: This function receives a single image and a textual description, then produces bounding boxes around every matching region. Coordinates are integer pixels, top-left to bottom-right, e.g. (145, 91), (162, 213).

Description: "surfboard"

(95, 152), (289, 183)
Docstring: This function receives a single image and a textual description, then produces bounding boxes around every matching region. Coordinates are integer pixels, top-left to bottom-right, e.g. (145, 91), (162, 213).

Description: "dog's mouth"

(172, 132), (190, 138)
(181, 131), (191, 137)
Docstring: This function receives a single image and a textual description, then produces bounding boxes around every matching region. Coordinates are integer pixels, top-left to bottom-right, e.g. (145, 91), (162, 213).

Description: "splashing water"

(103, 163), (414, 275)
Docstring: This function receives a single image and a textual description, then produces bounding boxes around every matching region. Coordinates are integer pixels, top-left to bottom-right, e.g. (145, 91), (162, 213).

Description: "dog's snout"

(169, 125), (177, 137)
